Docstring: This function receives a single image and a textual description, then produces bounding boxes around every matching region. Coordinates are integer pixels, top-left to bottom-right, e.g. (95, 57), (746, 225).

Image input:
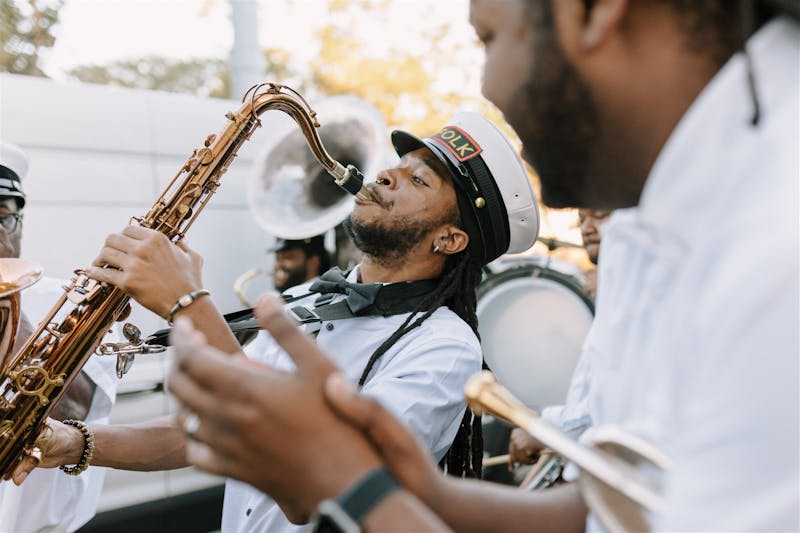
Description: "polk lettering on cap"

(430, 126), (483, 162)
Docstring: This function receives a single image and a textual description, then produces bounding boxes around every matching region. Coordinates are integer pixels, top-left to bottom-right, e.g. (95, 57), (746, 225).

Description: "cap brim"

(391, 130), (429, 159)
(391, 130), (462, 188)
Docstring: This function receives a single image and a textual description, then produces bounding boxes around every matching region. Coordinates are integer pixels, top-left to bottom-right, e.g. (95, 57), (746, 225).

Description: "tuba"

(0, 83), (371, 479)
(465, 371), (670, 532)
(235, 95), (387, 306)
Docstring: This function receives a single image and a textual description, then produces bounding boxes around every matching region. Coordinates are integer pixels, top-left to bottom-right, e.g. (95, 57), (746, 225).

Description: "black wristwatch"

(311, 467), (399, 533)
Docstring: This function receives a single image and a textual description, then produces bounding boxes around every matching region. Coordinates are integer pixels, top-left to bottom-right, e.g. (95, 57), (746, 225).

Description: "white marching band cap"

(0, 142), (28, 208)
(391, 112), (539, 265)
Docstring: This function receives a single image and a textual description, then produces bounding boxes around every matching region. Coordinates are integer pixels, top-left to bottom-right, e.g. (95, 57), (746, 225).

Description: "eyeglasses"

(0, 213), (22, 234)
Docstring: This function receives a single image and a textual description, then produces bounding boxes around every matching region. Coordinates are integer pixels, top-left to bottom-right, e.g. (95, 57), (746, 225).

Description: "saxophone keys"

(196, 147), (214, 165)
(116, 353), (134, 378)
(27, 446), (42, 466)
(122, 323), (142, 343)
(8, 365), (66, 406)
(204, 134), (217, 147)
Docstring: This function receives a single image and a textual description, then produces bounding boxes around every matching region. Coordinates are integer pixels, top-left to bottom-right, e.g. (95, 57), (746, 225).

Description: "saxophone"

(0, 83), (371, 478)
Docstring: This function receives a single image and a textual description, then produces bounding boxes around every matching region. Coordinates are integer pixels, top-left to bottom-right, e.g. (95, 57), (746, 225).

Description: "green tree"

(68, 56), (231, 98)
(66, 48), (300, 99)
(0, 0), (63, 76)
(307, 0), (507, 137)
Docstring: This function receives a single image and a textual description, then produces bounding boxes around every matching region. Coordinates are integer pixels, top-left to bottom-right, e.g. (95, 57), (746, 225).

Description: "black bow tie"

(308, 267), (382, 314)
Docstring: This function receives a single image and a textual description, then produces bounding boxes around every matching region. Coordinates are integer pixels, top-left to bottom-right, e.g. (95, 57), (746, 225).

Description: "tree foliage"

(68, 56), (231, 98)
(0, 0), (63, 76)
(308, 0), (483, 135)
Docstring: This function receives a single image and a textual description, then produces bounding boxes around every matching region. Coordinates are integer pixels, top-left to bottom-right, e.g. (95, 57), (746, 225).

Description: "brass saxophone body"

(0, 83), (368, 478)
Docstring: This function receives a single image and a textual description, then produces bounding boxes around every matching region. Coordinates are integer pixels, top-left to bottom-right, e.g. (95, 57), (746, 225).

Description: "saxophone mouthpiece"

(333, 164), (368, 199)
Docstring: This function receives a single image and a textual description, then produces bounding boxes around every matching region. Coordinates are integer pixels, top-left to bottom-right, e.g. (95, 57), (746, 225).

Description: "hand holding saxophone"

(9, 418), (84, 485)
(87, 225), (205, 320)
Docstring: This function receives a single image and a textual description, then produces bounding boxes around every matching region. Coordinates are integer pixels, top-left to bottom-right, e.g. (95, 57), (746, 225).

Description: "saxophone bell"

(246, 93), (387, 240)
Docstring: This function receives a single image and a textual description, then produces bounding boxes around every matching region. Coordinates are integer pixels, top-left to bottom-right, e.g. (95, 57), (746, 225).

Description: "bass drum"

(477, 259), (594, 483)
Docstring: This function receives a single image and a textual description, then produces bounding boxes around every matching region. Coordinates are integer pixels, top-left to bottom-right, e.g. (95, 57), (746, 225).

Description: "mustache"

(365, 186), (391, 210)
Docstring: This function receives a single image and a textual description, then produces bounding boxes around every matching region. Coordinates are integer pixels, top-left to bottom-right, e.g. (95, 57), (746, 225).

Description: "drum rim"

(478, 263), (595, 315)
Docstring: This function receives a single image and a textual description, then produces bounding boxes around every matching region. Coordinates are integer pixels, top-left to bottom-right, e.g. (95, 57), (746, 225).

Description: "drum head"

(477, 264), (593, 410)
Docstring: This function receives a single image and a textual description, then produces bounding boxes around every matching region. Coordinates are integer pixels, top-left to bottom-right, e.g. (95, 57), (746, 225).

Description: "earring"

(433, 243), (440, 254)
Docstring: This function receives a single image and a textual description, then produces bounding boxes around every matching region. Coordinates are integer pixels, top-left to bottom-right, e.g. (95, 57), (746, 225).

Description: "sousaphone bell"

(236, 95), (388, 306)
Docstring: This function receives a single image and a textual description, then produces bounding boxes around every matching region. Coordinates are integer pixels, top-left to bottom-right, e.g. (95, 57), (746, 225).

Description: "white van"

(0, 72), (284, 530)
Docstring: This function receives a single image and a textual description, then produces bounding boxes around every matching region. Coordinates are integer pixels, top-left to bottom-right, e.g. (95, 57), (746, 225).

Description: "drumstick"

(482, 454), (510, 467)
(518, 451), (556, 489)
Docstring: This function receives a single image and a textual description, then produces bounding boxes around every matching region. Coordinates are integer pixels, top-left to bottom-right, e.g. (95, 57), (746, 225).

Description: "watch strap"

(337, 467), (399, 524)
(313, 467), (399, 532)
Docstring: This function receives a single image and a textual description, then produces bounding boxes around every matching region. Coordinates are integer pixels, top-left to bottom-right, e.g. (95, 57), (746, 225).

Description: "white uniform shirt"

(540, 209), (638, 482)
(582, 17), (799, 531)
(222, 267), (482, 532)
(0, 277), (119, 533)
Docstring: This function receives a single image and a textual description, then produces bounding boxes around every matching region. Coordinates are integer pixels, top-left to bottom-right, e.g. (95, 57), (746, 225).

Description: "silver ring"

(182, 413), (200, 438)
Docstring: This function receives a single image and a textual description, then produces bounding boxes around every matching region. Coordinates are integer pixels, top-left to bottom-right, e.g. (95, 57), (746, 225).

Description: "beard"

(274, 265), (309, 293)
(343, 209), (453, 266)
(507, 4), (600, 208)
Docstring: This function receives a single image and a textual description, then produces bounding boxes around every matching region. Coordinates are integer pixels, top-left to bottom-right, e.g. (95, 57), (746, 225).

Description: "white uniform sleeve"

(359, 336), (482, 461)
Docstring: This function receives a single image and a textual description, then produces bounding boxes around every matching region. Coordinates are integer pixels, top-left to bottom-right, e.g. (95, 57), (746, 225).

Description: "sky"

(43, 0), (477, 81)
(37, 0), (583, 246)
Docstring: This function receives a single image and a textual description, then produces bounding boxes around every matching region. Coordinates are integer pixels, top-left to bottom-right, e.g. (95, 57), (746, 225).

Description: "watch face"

(311, 500), (360, 533)
(311, 514), (343, 533)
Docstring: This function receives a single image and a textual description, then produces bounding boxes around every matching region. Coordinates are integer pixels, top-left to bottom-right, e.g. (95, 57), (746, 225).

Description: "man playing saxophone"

(0, 142), (120, 532)
(11, 113), (540, 532)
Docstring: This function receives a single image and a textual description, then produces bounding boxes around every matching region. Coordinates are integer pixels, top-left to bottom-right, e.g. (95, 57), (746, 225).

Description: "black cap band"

(0, 167), (25, 208)
(423, 139), (509, 264)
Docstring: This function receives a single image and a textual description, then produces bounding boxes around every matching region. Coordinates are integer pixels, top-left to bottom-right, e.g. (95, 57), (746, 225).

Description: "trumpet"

(465, 371), (670, 532)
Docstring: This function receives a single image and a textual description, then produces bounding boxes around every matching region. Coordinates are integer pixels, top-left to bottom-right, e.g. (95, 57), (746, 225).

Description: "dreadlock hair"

(356, 249), (486, 478)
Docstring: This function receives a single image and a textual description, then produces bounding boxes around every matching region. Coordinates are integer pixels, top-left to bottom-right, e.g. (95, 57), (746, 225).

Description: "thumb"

(11, 456), (37, 485)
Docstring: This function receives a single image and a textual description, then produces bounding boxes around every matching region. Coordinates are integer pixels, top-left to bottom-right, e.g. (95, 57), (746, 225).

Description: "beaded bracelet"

(60, 419), (95, 476)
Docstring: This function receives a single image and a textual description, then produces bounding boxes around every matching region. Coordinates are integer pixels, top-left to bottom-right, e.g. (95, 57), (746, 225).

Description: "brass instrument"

(234, 95), (387, 307)
(465, 371), (670, 532)
(0, 259), (42, 375)
(234, 267), (268, 307)
(0, 83), (371, 478)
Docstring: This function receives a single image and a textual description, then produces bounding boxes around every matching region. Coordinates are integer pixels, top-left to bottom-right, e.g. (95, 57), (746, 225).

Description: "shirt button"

(246, 508), (252, 517)
(326, 323), (334, 331)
